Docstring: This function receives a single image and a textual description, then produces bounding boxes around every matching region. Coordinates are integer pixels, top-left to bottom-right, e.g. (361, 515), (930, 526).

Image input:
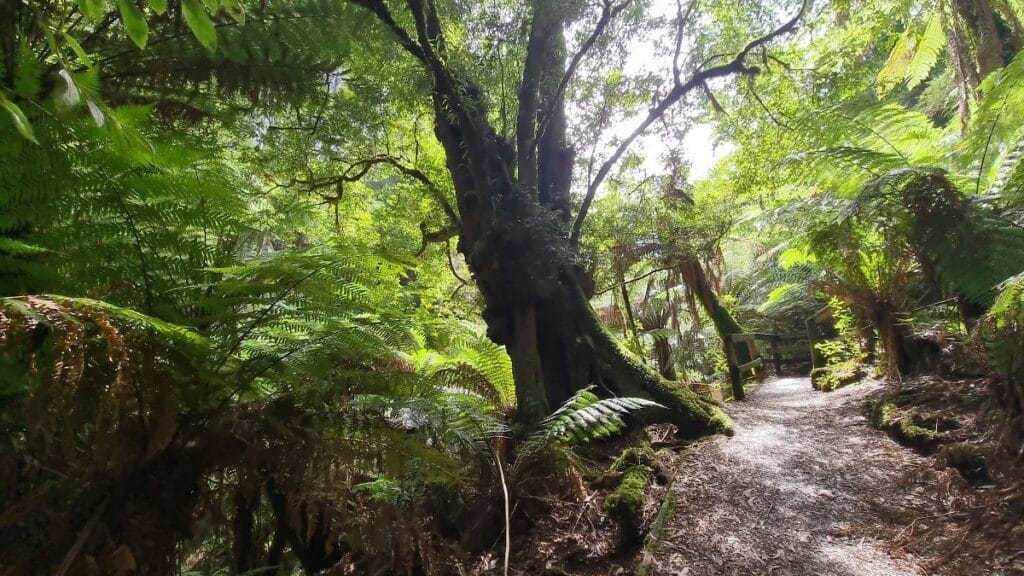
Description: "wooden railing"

(724, 333), (812, 400)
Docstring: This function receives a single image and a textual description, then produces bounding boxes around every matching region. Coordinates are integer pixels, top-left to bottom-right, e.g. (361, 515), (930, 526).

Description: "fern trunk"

(677, 258), (753, 374)
(952, 0), (1006, 77)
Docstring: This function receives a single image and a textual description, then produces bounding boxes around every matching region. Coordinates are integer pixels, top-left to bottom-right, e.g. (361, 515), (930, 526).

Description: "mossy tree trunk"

(350, 0), (810, 432)
(676, 258), (753, 383)
(351, 0), (734, 435)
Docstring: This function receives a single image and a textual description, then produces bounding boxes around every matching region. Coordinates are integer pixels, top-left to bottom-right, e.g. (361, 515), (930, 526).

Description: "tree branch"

(746, 76), (791, 129)
(349, 0), (429, 64)
(672, 0), (699, 81)
(595, 267), (670, 296)
(569, 0), (809, 244)
(415, 223), (458, 256)
(516, 3), (559, 191)
(445, 239), (469, 285)
(326, 154), (461, 227)
(531, 0), (634, 158)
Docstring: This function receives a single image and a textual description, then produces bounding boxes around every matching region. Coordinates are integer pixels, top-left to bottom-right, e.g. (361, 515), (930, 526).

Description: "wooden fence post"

(724, 336), (745, 401)
(770, 335), (782, 375)
(746, 338), (762, 382)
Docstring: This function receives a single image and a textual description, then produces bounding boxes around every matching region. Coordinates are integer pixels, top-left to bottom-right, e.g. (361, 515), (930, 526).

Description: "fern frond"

(906, 12), (945, 90)
(876, 10), (945, 96)
(877, 30), (916, 96)
(531, 388), (663, 445)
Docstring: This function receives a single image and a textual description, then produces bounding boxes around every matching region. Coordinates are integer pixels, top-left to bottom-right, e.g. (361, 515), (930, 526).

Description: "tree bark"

(676, 258), (752, 365)
(232, 489), (257, 574)
(353, 0), (732, 435)
(953, 0), (1006, 76)
(533, 274), (732, 436)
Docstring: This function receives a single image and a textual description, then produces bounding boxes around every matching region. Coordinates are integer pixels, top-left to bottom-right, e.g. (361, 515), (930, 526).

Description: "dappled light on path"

(653, 377), (942, 576)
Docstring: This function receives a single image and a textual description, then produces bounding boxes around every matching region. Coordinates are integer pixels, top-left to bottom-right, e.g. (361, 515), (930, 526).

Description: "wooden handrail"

(737, 358), (763, 373)
(723, 331), (813, 400)
(730, 332), (809, 341)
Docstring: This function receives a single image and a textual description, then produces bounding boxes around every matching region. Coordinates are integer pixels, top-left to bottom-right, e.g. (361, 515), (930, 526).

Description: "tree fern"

(781, 103), (945, 197)
(877, 10), (946, 95)
(877, 29), (918, 96)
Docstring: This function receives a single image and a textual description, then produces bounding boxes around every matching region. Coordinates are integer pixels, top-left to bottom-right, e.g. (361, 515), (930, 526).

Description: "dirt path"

(649, 377), (955, 576)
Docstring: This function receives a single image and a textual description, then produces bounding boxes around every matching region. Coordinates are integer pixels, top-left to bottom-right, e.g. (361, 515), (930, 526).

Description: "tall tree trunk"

(614, 264), (642, 350)
(232, 489), (258, 574)
(533, 275), (731, 435)
(353, 0), (731, 435)
(869, 300), (914, 379)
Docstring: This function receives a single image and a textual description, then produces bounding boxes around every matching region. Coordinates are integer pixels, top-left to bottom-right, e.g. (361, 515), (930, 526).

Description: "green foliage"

(117, 0), (150, 48)
(531, 387), (663, 445)
(813, 298), (861, 366)
(982, 273), (1024, 394)
(877, 11), (945, 96)
(0, 95), (34, 142)
(0, 5), (499, 570)
(1, 0), (1020, 571)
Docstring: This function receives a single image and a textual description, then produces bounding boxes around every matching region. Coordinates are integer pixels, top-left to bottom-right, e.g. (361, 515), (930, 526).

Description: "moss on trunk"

(532, 275), (733, 437)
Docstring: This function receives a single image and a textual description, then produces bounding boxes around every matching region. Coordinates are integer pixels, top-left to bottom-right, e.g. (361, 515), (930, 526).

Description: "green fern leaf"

(906, 12), (945, 90)
(877, 31), (915, 96)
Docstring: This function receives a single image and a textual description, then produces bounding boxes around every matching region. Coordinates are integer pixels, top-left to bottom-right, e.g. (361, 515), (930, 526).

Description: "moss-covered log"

(604, 446), (661, 545)
(871, 401), (947, 451)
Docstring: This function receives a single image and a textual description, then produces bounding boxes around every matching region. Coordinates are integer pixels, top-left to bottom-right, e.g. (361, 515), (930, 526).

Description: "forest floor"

(497, 375), (1023, 575)
(639, 376), (1021, 576)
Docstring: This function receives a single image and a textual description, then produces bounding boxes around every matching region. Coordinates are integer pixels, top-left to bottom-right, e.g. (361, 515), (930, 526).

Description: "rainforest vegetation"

(2, 0), (1024, 574)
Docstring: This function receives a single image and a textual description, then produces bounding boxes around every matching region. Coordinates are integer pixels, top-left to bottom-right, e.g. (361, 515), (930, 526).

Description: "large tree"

(345, 0), (806, 431)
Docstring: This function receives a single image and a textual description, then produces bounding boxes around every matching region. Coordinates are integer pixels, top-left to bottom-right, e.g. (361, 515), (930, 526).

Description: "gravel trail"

(652, 377), (946, 576)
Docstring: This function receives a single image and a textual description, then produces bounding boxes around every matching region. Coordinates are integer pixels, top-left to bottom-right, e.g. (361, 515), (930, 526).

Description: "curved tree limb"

(445, 239), (469, 285)
(415, 223), (458, 256)
(349, 0), (429, 64)
(595, 267), (670, 296)
(570, 0), (809, 244)
(324, 154), (461, 227)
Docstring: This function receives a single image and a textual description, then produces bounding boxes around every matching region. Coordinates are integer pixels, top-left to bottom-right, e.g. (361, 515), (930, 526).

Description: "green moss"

(812, 361), (864, 392)
(579, 289), (735, 438)
(604, 466), (650, 542)
(611, 446), (659, 473)
(872, 401), (947, 450)
(810, 367), (829, 391)
(897, 418), (946, 443)
(605, 445), (664, 545)
(873, 401), (898, 427)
